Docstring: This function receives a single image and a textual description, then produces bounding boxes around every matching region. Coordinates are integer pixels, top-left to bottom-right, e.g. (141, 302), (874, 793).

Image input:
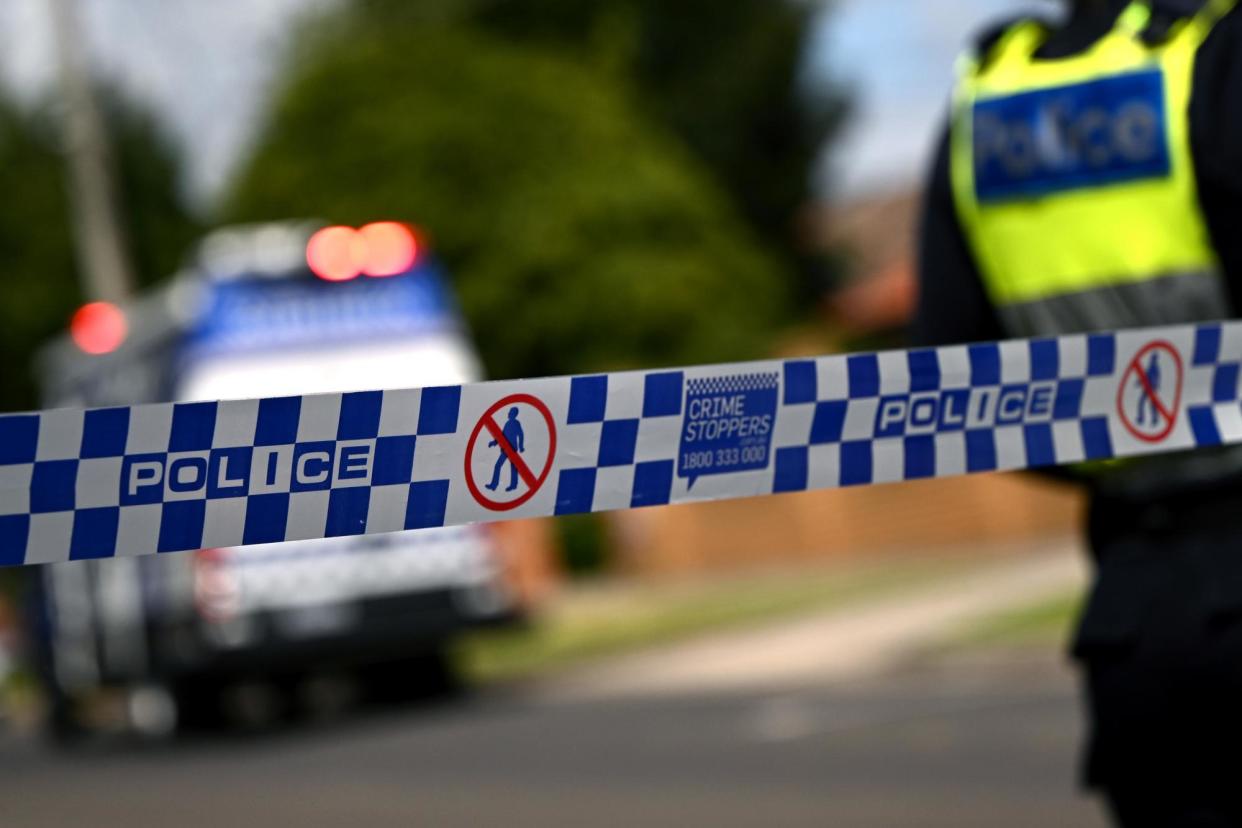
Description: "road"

(0, 655), (1107, 828)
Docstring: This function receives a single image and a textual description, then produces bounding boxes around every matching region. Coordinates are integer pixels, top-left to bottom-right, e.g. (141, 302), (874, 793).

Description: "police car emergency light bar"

(1, 321), (1237, 566)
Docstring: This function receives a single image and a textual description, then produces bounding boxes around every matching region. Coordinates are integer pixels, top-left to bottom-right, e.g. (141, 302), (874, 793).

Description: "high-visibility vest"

(950, 0), (1236, 338)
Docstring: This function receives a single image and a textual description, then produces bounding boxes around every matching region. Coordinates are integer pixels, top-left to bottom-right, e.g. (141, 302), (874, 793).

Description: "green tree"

(362, 0), (847, 303)
(0, 89), (199, 412)
(225, 20), (786, 380)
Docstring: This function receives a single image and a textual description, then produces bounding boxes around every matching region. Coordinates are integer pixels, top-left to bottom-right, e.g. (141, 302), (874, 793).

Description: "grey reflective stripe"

(997, 269), (1231, 338)
(998, 268), (1241, 495)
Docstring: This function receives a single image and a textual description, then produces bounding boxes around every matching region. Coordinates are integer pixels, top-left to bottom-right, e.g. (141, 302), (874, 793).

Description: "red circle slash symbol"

(464, 394), (557, 511)
(1117, 341), (1183, 444)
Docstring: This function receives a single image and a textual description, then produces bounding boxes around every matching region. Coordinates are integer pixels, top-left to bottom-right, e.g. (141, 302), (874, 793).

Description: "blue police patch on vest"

(973, 69), (1171, 203)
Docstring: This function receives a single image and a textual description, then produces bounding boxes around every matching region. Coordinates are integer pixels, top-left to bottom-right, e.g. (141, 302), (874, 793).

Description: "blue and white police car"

(32, 221), (545, 737)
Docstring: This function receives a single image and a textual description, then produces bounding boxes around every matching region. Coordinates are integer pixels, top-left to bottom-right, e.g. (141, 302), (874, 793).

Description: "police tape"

(0, 321), (1238, 566)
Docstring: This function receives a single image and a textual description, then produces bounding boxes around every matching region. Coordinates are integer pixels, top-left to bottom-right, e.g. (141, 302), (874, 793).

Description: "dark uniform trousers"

(1078, 475), (1242, 825)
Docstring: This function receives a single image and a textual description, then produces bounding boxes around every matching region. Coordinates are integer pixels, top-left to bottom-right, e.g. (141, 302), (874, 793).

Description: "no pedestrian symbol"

(1117, 340), (1183, 443)
(464, 393), (557, 511)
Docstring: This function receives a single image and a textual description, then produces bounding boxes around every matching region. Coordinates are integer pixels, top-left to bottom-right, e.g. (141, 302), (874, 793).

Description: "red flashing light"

(306, 222), (420, 282)
(70, 301), (128, 355)
(359, 222), (418, 277)
(306, 225), (366, 282)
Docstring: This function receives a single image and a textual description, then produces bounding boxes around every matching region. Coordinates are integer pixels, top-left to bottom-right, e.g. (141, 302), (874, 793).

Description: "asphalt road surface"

(0, 657), (1108, 828)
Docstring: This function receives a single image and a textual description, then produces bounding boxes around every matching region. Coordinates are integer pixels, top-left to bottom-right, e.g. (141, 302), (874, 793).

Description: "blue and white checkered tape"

(1, 322), (1240, 566)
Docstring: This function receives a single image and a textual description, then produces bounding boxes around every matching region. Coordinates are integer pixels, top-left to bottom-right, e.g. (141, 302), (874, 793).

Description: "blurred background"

(0, 1), (1105, 826)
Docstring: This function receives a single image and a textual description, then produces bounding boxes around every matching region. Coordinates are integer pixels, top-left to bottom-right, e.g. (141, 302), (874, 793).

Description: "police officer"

(916, 0), (1242, 823)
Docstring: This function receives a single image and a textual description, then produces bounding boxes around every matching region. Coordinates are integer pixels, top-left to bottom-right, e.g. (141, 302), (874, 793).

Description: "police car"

(32, 221), (550, 737)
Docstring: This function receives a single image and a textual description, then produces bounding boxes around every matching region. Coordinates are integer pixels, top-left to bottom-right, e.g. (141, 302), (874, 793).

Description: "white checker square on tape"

(365, 484), (410, 534)
(378, 389), (422, 437)
(115, 505), (162, 557)
(842, 399), (879, 441)
(1058, 336), (1088, 377)
(936, 345), (972, 389)
(75, 457), (123, 509)
(0, 465), (32, 516)
(877, 351), (911, 396)
(1052, 420), (1086, 465)
(591, 465), (637, 512)
(25, 512), (75, 565)
(815, 356), (849, 401)
(870, 438), (905, 484)
(934, 432), (967, 478)
(296, 394), (343, 443)
(993, 426), (1027, 471)
(212, 398), (260, 448)
(201, 498), (247, 549)
(633, 418), (681, 464)
(806, 443), (841, 490)
(285, 490), (330, 541)
(999, 340), (1031, 384)
(126, 405), (173, 455)
(35, 409), (84, 461)
(558, 422), (603, 468)
(605, 375), (644, 420)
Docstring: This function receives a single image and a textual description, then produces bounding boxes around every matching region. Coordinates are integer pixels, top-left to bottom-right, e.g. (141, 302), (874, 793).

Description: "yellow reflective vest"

(950, 0), (1236, 337)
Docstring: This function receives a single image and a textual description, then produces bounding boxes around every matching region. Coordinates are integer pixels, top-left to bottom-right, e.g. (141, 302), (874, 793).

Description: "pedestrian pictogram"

(1117, 340), (1183, 443)
(464, 393), (557, 511)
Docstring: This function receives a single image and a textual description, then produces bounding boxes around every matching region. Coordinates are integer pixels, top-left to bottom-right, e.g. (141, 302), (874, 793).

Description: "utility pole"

(48, 0), (135, 304)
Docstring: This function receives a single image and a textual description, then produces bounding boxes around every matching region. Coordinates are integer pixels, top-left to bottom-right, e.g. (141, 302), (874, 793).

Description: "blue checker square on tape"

(631, 460), (673, 507)
(965, 429), (998, 472)
(969, 343), (1001, 386)
(1189, 406), (1223, 447)
(0, 415), (38, 465)
(598, 420), (639, 467)
(643, 372), (684, 418)
(1213, 364), (1239, 403)
(169, 402), (218, 452)
(327, 488), (371, 537)
(243, 493), (289, 546)
(839, 441), (873, 486)
(1194, 325), (1222, 366)
(405, 480), (449, 529)
(847, 355), (880, 398)
(1029, 338), (1059, 381)
(70, 507), (119, 561)
(810, 400), (847, 444)
(373, 436), (416, 486)
(904, 435), (935, 479)
(255, 396), (301, 446)
(907, 350), (940, 393)
(783, 361), (817, 405)
(1087, 334), (1116, 376)
(157, 500), (206, 553)
(207, 448), (252, 498)
(1081, 417), (1113, 460)
(338, 391), (383, 440)
(31, 460), (77, 513)
(555, 467), (597, 515)
(417, 386), (461, 435)
(80, 408), (129, 458)
(291, 442), (335, 492)
(1023, 423), (1056, 467)
(1054, 379), (1084, 420)
(0, 515), (30, 566)
(568, 376), (608, 424)
(773, 446), (809, 493)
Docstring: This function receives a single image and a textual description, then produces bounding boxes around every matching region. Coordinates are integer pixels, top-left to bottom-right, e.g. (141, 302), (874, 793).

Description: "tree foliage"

(0, 90), (199, 412)
(225, 19), (787, 379)
(360, 0), (847, 301)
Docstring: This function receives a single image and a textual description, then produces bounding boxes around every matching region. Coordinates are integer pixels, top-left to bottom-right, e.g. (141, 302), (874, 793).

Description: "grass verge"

(457, 555), (995, 685)
(946, 589), (1084, 650)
